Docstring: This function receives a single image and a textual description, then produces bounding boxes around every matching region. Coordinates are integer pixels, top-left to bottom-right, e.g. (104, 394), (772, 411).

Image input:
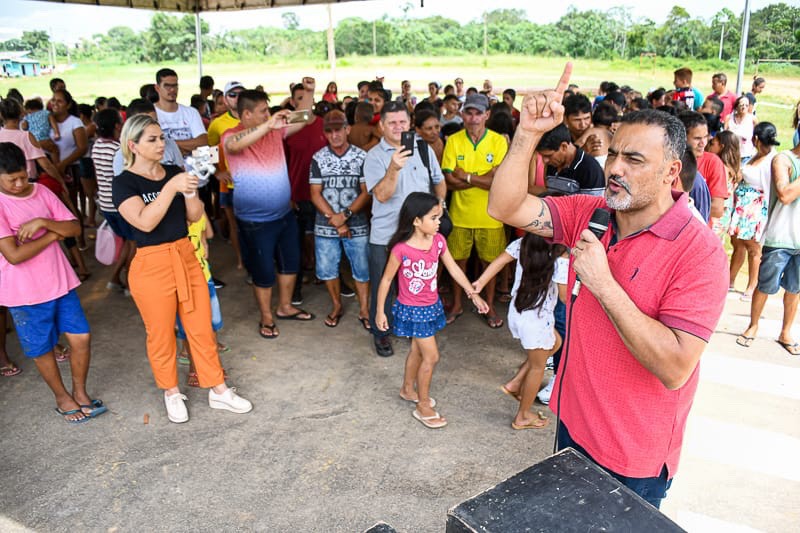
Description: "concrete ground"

(0, 240), (798, 532)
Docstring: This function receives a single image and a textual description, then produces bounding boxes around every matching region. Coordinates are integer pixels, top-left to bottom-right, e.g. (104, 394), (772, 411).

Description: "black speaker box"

(446, 448), (685, 532)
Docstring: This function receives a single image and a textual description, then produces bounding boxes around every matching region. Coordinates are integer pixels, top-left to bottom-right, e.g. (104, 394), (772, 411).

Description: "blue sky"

(0, 0), (789, 45)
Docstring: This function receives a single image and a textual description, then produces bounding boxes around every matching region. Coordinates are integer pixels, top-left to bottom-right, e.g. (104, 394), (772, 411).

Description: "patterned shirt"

(309, 145), (368, 238)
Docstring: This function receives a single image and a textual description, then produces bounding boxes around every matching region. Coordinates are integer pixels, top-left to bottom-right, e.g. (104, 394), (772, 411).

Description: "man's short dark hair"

(621, 109), (686, 161)
(592, 102), (619, 127)
(126, 98), (156, 117)
(291, 82), (305, 99)
(443, 94), (460, 104)
(503, 88), (516, 100)
(414, 100), (436, 116)
(605, 91), (626, 109)
(705, 95), (724, 115)
(564, 94), (591, 117)
(237, 89), (268, 117)
(441, 121), (464, 138)
(677, 111), (707, 133)
(679, 148), (697, 193)
(0, 142), (26, 175)
(49, 77), (65, 91)
(630, 98), (651, 111)
(199, 75), (214, 90)
(357, 80), (370, 90)
(94, 108), (122, 138)
(600, 81), (618, 94)
(156, 68), (178, 84)
(712, 73), (727, 85)
(380, 100), (410, 121)
(536, 124), (572, 151)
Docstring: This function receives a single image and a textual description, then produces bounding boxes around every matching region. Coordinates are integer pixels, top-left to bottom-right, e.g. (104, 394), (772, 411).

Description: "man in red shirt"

(680, 111), (728, 221)
(708, 73), (737, 121)
(488, 63), (728, 509)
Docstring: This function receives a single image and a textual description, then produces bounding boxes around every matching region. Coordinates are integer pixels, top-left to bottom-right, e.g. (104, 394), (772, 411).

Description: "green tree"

(145, 13), (209, 62)
(556, 8), (616, 58)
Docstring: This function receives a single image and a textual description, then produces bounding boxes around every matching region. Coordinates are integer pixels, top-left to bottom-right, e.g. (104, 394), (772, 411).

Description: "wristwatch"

(343, 207), (353, 219)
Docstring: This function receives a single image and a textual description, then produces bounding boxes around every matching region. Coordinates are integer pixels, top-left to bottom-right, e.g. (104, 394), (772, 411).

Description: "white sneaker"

(208, 387), (253, 414)
(164, 391), (189, 423)
(545, 356), (554, 370)
(537, 374), (556, 405)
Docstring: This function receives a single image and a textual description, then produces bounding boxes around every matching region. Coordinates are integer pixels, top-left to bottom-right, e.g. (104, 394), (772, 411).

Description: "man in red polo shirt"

(488, 63), (728, 509)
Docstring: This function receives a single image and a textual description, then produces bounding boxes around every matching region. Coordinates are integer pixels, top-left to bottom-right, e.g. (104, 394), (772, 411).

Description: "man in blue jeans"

(363, 101), (446, 356)
(309, 110), (372, 328)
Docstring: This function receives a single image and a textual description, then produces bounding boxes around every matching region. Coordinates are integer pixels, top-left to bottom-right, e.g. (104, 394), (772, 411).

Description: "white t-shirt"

(50, 115), (84, 161)
(155, 104), (206, 142)
(506, 237), (569, 350)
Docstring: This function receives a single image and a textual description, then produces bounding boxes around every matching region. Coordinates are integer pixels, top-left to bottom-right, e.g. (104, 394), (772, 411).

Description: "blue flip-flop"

(55, 407), (90, 424)
(80, 399), (108, 418)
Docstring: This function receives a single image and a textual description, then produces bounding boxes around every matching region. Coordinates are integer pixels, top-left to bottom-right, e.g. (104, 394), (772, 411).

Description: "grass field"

(2, 54), (798, 145)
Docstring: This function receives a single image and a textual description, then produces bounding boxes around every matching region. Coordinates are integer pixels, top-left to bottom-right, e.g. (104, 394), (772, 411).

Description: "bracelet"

(466, 174), (472, 185)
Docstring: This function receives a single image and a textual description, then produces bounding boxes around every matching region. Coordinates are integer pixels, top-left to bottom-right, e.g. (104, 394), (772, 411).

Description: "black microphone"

(571, 208), (611, 301)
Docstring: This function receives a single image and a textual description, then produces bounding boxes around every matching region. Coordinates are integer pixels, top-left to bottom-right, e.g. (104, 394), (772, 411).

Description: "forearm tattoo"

(229, 126), (260, 143)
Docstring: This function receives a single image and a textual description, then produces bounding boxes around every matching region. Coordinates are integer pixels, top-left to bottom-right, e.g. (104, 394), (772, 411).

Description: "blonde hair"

(120, 114), (160, 168)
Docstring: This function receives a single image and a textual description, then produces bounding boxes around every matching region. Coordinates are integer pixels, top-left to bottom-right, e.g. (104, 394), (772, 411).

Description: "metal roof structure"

(31, 0), (362, 14)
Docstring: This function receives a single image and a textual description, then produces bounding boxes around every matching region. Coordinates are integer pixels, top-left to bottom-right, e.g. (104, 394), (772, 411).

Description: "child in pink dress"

(376, 192), (488, 429)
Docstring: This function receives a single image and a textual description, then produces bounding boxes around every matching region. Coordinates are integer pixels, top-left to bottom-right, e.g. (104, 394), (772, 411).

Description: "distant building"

(0, 51), (41, 77)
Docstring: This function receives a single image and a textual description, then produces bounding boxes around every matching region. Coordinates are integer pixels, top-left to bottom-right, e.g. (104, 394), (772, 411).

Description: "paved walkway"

(0, 242), (797, 532)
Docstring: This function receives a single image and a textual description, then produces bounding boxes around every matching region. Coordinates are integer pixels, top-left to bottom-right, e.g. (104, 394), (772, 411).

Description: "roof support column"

(195, 10), (203, 80)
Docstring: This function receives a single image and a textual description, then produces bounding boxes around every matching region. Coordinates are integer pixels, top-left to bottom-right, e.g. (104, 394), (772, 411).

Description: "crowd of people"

(0, 63), (798, 509)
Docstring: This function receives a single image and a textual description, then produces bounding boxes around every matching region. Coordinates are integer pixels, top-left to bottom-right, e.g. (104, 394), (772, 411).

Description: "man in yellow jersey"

(207, 81), (244, 270)
(442, 93), (508, 327)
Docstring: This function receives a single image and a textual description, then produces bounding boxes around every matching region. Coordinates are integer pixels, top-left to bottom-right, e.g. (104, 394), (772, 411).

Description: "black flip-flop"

(358, 316), (372, 331)
(777, 340), (800, 355)
(325, 313), (343, 328)
(276, 309), (315, 321)
(259, 322), (279, 339)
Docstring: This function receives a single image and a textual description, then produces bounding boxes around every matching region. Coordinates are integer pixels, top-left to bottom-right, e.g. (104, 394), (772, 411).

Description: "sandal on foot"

(512, 412), (549, 430)
(275, 309), (314, 321)
(736, 335), (755, 347)
(54, 344), (71, 362)
(358, 316), (372, 331)
(483, 314), (504, 329)
(217, 342), (230, 353)
(259, 322), (279, 339)
(500, 385), (521, 401)
(177, 351), (190, 365)
(399, 393), (436, 408)
(412, 409), (447, 429)
(445, 310), (463, 325)
(1, 364), (21, 377)
(55, 406), (90, 424)
(80, 399), (108, 418)
(324, 313), (343, 328)
(187, 372), (200, 388)
(497, 290), (512, 303)
(777, 340), (800, 356)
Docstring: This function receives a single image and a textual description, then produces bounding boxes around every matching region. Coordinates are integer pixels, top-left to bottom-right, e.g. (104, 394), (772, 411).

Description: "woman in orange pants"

(113, 114), (252, 423)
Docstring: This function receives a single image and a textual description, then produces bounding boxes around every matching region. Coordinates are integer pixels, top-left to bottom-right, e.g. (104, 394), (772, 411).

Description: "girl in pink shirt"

(0, 142), (106, 423)
(376, 192), (488, 429)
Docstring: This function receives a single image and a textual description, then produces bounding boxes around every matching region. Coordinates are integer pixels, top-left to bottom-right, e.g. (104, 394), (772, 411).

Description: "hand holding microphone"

(571, 208), (610, 301)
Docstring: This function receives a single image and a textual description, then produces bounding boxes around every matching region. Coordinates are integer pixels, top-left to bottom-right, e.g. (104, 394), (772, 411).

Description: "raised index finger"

(554, 62), (573, 98)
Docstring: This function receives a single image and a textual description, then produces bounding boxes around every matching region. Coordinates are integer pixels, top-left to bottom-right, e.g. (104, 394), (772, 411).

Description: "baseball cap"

(323, 110), (347, 130)
(462, 93), (489, 113)
(224, 81), (245, 95)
